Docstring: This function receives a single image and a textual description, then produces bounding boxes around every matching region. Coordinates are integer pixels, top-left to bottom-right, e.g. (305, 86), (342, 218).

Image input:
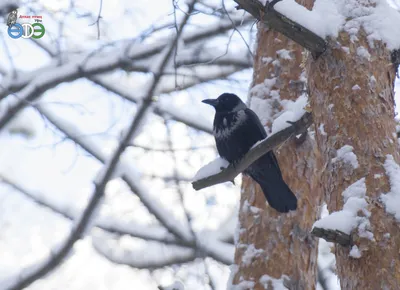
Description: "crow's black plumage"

(202, 93), (297, 213)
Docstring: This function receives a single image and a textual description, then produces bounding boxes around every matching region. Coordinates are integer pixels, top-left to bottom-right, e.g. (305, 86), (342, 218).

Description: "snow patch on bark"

(349, 245), (362, 259)
(332, 145), (359, 169)
(259, 274), (289, 290)
(381, 155), (400, 221)
(241, 244), (264, 266)
(271, 94), (308, 134)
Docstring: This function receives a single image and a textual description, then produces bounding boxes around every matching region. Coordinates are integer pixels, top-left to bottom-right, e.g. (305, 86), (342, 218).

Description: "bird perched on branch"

(202, 93), (297, 213)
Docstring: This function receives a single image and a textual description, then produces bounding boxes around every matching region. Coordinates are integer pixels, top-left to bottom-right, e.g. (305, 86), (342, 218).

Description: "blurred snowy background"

(0, 0), (398, 289)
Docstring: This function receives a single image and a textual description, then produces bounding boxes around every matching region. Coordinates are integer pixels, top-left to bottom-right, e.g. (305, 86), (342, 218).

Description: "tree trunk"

(308, 6), (400, 290)
(231, 1), (323, 289)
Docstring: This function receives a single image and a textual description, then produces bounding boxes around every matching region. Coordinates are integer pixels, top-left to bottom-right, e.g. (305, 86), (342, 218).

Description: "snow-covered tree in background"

(0, 1), (253, 289)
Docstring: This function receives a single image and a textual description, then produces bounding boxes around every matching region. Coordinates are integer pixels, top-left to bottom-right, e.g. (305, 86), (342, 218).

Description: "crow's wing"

(244, 108), (267, 139)
(244, 108), (282, 171)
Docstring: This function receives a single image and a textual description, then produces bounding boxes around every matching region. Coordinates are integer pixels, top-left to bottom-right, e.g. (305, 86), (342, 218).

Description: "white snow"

(381, 155), (400, 221)
(193, 157), (229, 181)
(356, 47), (371, 61)
(313, 178), (373, 248)
(163, 281), (185, 290)
(226, 264), (239, 289)
(318, 124), (327, 136)
(349, 245), (362, 259)
(332, 145), (359, 169)
(273, 0), (344, 38)
(241, 244), (264, 266)
(271, 94), (308, 134)
(261, 0), (400, 50)
(259, 274), (288, 290)
(276, 49), (292, 60)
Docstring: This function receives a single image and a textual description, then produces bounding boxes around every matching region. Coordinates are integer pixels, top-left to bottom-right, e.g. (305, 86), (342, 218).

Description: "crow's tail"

(247, 152), (297, 213)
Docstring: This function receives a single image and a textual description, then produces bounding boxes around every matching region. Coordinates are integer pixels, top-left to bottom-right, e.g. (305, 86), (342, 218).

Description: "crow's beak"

(202, 99), (218, 107)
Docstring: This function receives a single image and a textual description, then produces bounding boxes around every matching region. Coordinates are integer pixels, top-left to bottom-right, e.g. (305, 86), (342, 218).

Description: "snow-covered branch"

(0, 14), (253, 99)
(0, 14), (253, 133)
(37, 106), (193, 242)
(192, 112), (313, 190)
(6, 2), (198, 289)
(234, 0), (327, 57)
(92, 233), (198, 269)
(0, 174), (188, 245)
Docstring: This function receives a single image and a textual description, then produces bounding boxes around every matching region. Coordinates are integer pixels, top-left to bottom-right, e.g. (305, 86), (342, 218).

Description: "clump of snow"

(262, 57), (273, 64)
(276, 49), (292, 60)
(356, 47), (371, 60)
(259, 274), (289, 290)
(163, 281), (185, 290)
(271, 94), (308, 134)
(242, 244), (264, 266)
(349, 245), (362, 259)
(380, 155), (400, 221)
(318, 124), (327, 136)
(313, 178), (373, 251)
(193, 157), (229, 181)
(332, 145), (359, 169)
(273, 0), (344, 38)
(250, 78), (277, 99)
(352, 84), (361, 91)
(271, 111), (296, 134)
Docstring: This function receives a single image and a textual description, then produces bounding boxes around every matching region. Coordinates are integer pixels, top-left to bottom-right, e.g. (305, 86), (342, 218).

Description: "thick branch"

(311, 227), (352, 247)
(192, 112), (313, 190)
(234, 0), (326, 57)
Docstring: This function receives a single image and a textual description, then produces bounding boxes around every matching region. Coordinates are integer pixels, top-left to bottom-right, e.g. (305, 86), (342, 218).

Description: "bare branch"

(192, 112), (313, 190)
(311, 227), (352, 247)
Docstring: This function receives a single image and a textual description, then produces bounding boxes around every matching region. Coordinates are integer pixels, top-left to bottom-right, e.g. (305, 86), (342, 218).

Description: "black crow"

(202, 93), (297, 213)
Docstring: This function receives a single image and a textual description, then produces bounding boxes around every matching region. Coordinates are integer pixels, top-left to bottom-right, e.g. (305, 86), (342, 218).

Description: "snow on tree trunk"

(231, 1), (323, 289)
(308, 7), (400, 290)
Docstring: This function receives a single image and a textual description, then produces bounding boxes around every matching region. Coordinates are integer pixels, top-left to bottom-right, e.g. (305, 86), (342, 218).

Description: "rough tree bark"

(231, 1), (324, 289)
(308, 5), (400, 290)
